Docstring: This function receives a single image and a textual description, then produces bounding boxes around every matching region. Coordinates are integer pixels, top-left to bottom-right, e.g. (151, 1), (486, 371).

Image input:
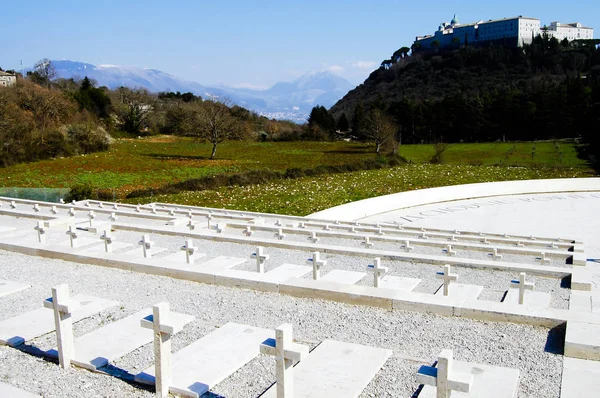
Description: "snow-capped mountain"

(49, 60), (355, 122)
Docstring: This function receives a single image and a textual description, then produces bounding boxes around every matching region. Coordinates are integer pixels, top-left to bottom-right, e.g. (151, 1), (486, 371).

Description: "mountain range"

(50, 60), (355, 122)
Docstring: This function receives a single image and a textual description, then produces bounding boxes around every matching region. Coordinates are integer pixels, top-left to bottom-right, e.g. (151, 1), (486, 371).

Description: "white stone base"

(561, 357), (600, 398)
(435, 284), (484, 300)
(418, 359), (520, 397)
(0, 279), (30, 298)
(378, 276), (421, 292)
(0, 381), (40, 397)
(503, 289), (551, 308)
(320, 270), (366, 285)
(262, 339), (391, 398)
(565, 321), (600, 361)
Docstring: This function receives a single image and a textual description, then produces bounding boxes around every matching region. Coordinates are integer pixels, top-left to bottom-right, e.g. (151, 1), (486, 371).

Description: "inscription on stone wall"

(396, 193), (600, 223)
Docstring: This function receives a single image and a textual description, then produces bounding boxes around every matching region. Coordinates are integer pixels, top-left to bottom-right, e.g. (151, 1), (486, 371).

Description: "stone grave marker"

(260, 323), (309, 398)
(509, 272), (535, 305)
(140, 302), (193, 397)
(366, 258), (387, 288)
(251, 246), (269, 273)
(306, 252), (326, 280)
(436, 265), (458, 297)
(34, 221), (46, 243)
(43, 284), (78, 369)
(416, 349), (473, 398)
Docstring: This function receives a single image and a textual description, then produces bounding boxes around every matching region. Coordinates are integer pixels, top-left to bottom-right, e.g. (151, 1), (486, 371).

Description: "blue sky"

(1, 1), (597, 88)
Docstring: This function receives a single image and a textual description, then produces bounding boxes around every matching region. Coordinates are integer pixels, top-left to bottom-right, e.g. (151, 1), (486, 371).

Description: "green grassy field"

(126, 163), (591, 216)
(0, 136), (590, 197)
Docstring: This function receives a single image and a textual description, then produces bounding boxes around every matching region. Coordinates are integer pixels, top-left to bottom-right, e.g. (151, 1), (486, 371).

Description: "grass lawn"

(125, 164), (593, 216)
(0, 136), (590, 196)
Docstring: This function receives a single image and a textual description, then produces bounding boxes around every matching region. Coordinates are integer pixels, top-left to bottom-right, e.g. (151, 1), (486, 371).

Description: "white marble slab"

(435, 284), (484, 300)
(200, 256), (246, 269)
(320, 270), (366, 285)
(0, 226), (16, 235)
(136, 322), (272, 397)
(0, 382), (41, 397)
(0, 280), (30, 298)
(262, 339), (391, 398)
(265, 264), (311, 281)
(56, 237), (99, 249)
(418, 358), (520, 397)
(561, 357), (600, 398)
(85, 242), (133, 254)
(378, 276), (421, 292)
(503, 289), (551, 308)
(565, 321), (600, 361)
(122, 247), (168, 258)
(162, 251), (207, 264)
(0, 295), (118, 347)
(48, 309), (192, 371)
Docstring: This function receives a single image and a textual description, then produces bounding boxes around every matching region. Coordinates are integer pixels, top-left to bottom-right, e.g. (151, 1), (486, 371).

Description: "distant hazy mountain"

(50, 60), (355, 122)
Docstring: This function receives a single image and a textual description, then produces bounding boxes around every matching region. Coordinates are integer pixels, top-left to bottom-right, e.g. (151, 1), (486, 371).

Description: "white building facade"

(415, 15), (594, 50)
(0, 71), (17, 87)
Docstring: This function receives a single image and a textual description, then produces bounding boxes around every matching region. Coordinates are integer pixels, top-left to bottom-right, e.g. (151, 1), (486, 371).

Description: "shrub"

(67, 124), (111, 154)
(64, 183), (94, 202)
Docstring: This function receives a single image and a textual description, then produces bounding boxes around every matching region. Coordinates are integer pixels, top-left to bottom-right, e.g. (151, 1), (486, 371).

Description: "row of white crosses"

(44, 284), (191, 398)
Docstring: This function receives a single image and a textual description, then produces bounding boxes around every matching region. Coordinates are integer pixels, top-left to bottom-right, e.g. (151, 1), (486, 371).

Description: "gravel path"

(0, 249), (564, 398)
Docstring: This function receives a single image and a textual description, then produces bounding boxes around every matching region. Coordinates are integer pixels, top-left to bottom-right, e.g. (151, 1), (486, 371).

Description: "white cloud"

(351, 61), (377, 70)
(323, 65), (344, 74)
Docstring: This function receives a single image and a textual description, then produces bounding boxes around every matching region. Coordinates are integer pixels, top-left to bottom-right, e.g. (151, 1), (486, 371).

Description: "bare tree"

(32, 58), (56, 88)
(112, 87), (155, 135)
(188, 99), (244, 159)
(364, 109), (397, 154)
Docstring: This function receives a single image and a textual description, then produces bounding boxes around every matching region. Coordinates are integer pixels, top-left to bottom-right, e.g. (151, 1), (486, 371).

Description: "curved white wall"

(309, 178), (600, 221)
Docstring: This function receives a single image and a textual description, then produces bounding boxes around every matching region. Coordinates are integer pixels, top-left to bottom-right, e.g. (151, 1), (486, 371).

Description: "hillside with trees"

(0, 59), (306, 167)
(328, 36), (600, 161)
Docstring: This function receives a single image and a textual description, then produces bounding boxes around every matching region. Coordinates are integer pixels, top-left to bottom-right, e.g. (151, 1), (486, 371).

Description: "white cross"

(403, 240), (414, 252)
(43, 284), (79, 369)
(335, 220), (341, 225)
(510, 272), (535, 305)
(376, 228), (384, 236)
(51, 205), (58, 215)
(244, 226), (253, 236)
(88, 210), (96, 227)
(59, 199), (65, 204)
(140, 302), (192, 398)
(84, 202), (90, 207)
(180, 239), (197, 264)
(307, 252), (327, 280)
(66, 225), (78, 248)
(416, 349), (473, 398)
(260, 323), (309, 398)
(206, 214), (213, 229)
(187, 219), (195, 231)
(515, 241), (524, 247)
(481, 237), (490, 244)
(436, 265), (458, 297)
(68, 208), (75, 217)
(150, 205), (156, 214)
(100, 229), (113, 252)
(443, 245), (456, 257)
(449, 235), (458, 242)
(453, 230), (461, 235)
(34, 221), (46, 243)
(251, 246), (270, 273)
(307, 232), (319, 243)
(168, 209), (175, 216)
(9, 201), (16, 209)
(215, 223), (226, 234)
(135, 205), (141, 213)
(275, 228), (286, 241)
(98, 203), (104, 209)
(536, 252), (551, 264)
(297, 222), (306, 229)
(113, 203), (118, 210)
(528, 235), (536, 241)
(361, 236), (374, 249)
(489, 248), (503, 260)
(420, 232), (429, 239)
(275, 220), (282, 227)
(109, 212), (117, 222)
(187, 210), (193, 220)
(138, 234), (154, 258)
(397, 224), (403, 230)
(348, 226), (356, 233)
(33, 203), (40, 212)
(367, 258), (388, 288)
(322, 224), (331, 231)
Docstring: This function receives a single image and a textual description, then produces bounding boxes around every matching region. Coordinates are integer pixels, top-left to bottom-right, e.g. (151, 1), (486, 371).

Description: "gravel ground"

(0, 248), (564, 398)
